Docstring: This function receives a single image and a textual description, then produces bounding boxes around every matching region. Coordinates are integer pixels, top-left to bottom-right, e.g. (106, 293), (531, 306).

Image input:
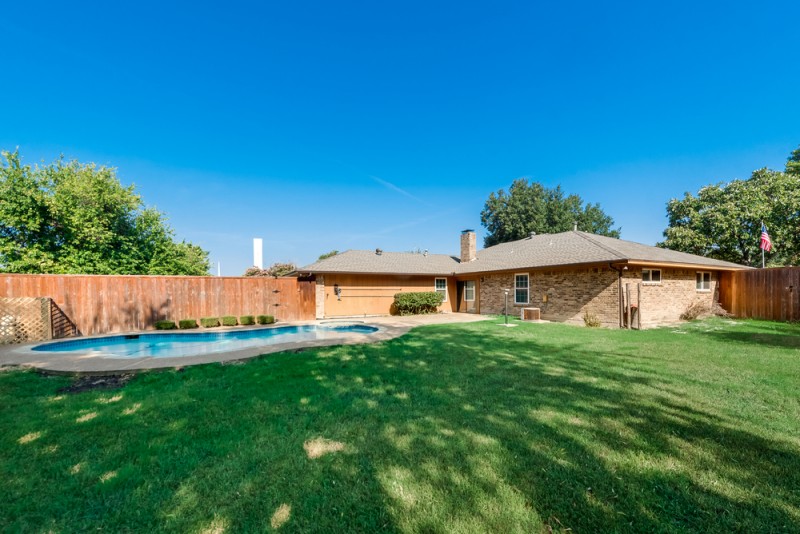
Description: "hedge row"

(154, 315), (276, 330)
(393, 291), (444, 316)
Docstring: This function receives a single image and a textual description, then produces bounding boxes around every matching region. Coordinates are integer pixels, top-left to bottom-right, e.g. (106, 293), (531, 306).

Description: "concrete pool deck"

(0, 313), (490, 374)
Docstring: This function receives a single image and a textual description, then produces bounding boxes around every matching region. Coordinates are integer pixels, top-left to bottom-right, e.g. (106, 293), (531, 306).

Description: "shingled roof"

(299, 231), (747, 275)
(457, 231), (746, 273)
(299, 249), (460, 275)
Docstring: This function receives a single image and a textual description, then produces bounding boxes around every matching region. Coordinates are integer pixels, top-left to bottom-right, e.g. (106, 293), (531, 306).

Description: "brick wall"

(623, 268), (718, 327)
(479, 267), (620, 326)
(478, 266), (720, 328)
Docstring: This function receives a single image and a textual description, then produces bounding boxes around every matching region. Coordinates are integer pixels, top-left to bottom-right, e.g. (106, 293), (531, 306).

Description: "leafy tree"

(317, 250), (339, 261)
(243, 266), (269, 276)
(787, 146), (800, 175)
(0, 150), (210, 275)
(243, 262), (297, 277)
(480, 178), (620, 247)
(266, 262), (297, 277)
(659, 146), (800, 267)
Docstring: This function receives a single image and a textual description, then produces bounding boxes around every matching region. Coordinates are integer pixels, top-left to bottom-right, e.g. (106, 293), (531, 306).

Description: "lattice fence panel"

(0, 297), (51, 344)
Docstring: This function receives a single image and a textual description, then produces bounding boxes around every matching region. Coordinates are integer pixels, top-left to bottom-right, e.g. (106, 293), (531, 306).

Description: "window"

(696, 271), (711, 291)
(515, 273), (529, 304)
(435, 278), (448, 302)
(463, 280), (476, 302)
(642, 269), (662, 283)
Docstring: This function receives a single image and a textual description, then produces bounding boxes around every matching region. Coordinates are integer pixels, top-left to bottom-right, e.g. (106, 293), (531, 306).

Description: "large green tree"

(480, 179), (620, 247)
(0, 150), (210, 275)
(659, 146), (800, 267)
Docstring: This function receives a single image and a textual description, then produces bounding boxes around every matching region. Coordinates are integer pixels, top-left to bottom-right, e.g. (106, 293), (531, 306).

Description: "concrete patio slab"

(0, 313), (490, 374)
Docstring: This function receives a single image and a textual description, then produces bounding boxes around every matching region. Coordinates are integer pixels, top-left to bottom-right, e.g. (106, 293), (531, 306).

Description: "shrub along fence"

(0, 274), (316, 338)
(719, 267), (800, 322)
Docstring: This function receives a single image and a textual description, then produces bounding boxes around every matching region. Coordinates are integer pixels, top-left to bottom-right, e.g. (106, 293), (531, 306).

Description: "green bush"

(154, 320), (176, 330)
(200, 317), (220, 328)
(393, 292), (444, 316)
(257, 315), (275, 325)
(221, 316), (238, 327)
(179, 319), (198, 329)
(239, 315), (255, 326)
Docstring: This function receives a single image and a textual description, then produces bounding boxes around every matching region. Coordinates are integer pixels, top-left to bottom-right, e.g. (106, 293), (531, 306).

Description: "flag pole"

(762, 247), (765, 269)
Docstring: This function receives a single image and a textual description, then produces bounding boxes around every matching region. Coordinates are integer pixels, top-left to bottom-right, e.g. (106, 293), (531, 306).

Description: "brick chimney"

(460, 229), (476, 262)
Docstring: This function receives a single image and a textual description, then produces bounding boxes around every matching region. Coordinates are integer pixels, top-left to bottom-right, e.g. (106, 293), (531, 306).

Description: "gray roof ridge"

(341, 248), (453, 257)
(572, 231), (627, 260)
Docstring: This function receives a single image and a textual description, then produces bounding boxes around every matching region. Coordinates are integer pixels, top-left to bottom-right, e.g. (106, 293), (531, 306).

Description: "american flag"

(760, 223), (773, 252)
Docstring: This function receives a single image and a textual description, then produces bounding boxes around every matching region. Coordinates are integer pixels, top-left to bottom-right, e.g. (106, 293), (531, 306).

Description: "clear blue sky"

(2, 1), (798, 275)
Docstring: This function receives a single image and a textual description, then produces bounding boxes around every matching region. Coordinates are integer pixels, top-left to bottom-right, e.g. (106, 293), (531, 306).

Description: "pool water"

(33, 324), (379, 359)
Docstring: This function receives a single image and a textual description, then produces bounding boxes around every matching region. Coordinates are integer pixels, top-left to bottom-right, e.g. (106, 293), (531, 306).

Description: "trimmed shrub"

(393, 292), (444, 316)
(179, 319), (198, 329)
(257, 315), (275, 325)
(221, 316), (238, 327)
(239, 315), (255, 326)
(154, 320), (176, 330)
(200, 317), (220, 328)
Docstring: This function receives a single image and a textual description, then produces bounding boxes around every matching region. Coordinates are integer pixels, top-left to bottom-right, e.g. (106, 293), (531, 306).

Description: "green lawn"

(1, 318), (798, 533)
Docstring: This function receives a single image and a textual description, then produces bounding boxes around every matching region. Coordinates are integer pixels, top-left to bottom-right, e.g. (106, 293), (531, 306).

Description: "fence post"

(637, 283), (641, 330)
(44, 298), (53, 340)
(625, 283), (631, 330)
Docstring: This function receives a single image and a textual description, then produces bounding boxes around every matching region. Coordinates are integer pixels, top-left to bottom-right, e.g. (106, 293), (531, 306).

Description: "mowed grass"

(1, 318), (799, 533)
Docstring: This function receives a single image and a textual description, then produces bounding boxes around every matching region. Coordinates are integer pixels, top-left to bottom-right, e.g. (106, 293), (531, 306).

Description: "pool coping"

(0, 314), (490, 374)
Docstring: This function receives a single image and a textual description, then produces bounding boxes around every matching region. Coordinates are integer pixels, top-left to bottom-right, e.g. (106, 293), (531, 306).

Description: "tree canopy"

(658, 146), (800, 267)
(243, 262), (297, 277)
(0, 150), (210, 275)
(787, 146), (800, 175)
(317, 250), (339, 261)
(480, 179), (620, 247)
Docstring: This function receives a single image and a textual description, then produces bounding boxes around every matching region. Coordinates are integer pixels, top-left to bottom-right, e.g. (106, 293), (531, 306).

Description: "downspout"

(609, 263), (624, 328)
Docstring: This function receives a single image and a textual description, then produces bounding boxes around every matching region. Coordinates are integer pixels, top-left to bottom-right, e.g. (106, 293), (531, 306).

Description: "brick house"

(298, 230), (747, 328)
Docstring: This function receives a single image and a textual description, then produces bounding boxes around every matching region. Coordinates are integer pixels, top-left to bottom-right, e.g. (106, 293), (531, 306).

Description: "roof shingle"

(299, 231), (747, 275)
(299, 249), (460, 275)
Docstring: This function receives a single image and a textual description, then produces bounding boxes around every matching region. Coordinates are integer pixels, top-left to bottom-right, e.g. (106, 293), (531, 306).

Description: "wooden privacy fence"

(0, 274), (316, 337)
(719, 267), (800, 322)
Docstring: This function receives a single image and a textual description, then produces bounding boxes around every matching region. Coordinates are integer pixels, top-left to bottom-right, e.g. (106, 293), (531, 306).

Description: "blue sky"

(2, 1), (798, 275)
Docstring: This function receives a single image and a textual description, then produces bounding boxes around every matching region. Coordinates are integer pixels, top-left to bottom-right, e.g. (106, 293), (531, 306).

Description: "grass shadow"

(1, 319), (798, 532)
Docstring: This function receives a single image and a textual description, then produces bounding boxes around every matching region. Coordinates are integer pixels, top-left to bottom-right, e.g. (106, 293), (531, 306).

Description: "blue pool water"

(32, 324), (379, 359)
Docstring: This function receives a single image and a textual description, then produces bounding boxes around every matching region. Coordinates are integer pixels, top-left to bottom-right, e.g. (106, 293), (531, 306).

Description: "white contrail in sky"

(371, 175), (432, 206)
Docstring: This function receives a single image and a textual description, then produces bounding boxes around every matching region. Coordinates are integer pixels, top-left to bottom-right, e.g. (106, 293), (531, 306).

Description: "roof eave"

(455, 259), (626, 275)
(625, 259), (751, 271)
(298, 269), (457, 277)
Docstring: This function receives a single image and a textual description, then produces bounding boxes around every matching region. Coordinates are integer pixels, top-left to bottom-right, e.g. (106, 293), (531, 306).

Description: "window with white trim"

(696, 271), (711, 291)
(514, 273), (529, 304)
(435, 278), (448, 302)
(642, 269), (661, 283)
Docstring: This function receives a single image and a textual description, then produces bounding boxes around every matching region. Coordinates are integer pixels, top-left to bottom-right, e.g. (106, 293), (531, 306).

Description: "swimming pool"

(32, 324), (379, 359)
